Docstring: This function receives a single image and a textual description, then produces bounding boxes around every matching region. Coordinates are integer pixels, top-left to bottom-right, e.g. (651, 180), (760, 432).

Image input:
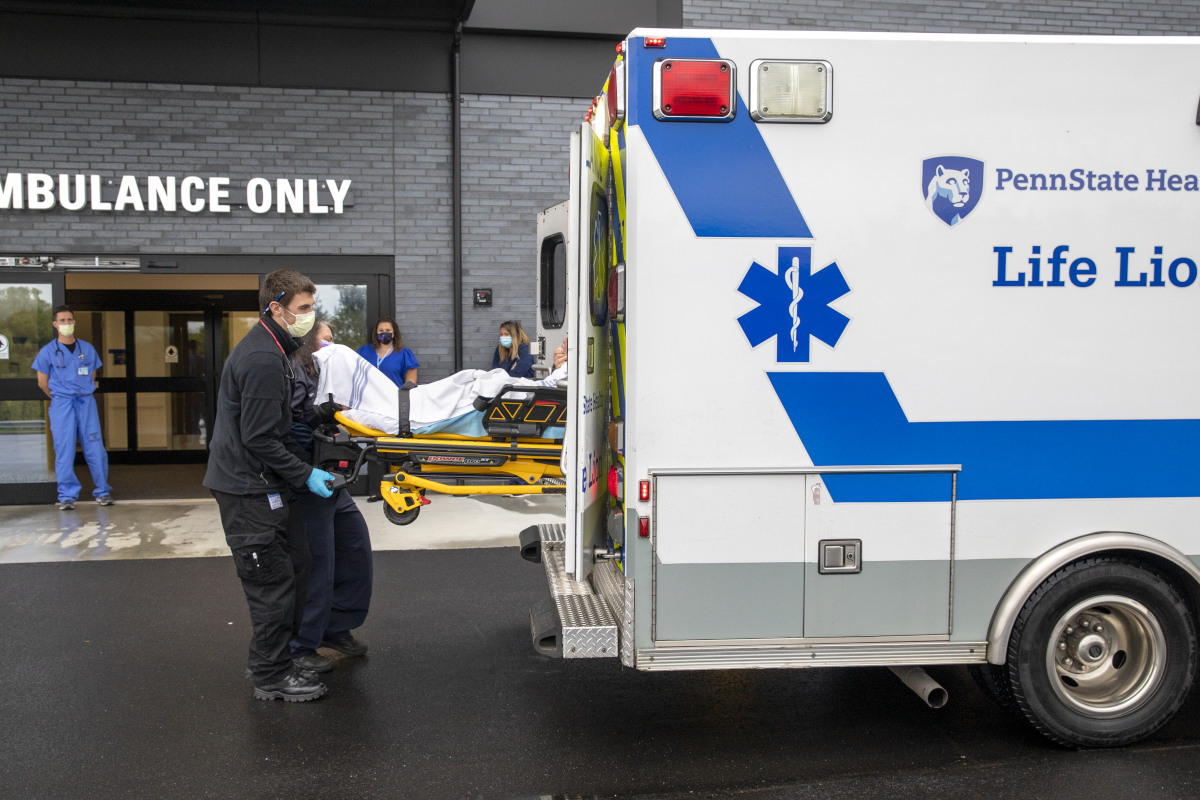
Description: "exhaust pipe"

(888, 666), (948, 708)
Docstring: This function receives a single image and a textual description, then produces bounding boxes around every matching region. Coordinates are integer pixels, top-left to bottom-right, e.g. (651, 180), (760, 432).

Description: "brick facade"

(0, 80), (583, 379)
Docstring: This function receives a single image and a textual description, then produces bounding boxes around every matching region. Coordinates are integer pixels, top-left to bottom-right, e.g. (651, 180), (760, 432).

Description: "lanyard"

(260, 319), (295, 380)
(376, 345), (392, 367)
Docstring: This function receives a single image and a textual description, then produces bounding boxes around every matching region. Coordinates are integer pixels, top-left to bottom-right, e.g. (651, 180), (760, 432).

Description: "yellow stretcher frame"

(333, 411), (566, 525)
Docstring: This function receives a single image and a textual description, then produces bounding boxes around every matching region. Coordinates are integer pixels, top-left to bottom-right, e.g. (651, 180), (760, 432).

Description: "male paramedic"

(203, 269), (338, 703)
(32, 306), (113, 511)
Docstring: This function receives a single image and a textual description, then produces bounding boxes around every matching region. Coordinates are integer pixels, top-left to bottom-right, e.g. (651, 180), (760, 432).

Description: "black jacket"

(203, 315), (312, 496)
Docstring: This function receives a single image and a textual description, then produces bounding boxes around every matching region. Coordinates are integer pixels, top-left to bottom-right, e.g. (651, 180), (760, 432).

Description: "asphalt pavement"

(3, 546), (1200, 800)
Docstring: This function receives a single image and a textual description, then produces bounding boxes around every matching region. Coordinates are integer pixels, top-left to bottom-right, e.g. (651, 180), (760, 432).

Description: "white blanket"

(313, 343), (566, 436)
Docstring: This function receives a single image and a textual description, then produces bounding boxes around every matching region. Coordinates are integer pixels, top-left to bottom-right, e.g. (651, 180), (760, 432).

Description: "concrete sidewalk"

(0, 492), (564, 563)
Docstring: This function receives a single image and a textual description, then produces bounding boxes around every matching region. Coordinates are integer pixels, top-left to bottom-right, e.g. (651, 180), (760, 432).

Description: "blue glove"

(306, 467), (336, 498)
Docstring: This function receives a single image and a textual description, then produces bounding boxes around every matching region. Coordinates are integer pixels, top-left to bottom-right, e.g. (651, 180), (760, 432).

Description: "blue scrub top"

(32, 338), (103, 397)
(356, 343), (419, 387)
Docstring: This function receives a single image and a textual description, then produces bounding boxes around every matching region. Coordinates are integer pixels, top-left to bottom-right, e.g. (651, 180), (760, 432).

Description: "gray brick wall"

(393, 92), (454, 379)
(459, 94), (582, 374)
(0, 78), (586, 381)
(684, 0), (1200, 34)
(0, 80), (395, 254)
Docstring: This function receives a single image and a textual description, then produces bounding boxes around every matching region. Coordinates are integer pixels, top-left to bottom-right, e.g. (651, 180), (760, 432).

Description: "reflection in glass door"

(134, 310), (207, 451)
(71, 288), (259, 463)
(0, 280), (56, 487)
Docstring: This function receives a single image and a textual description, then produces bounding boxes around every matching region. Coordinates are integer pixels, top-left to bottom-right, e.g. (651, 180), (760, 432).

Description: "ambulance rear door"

(566, 122), (611, 580)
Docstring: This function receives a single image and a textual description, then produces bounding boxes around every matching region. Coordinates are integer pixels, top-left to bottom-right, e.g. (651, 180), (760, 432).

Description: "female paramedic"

(32, 305), (113, 510)
(491, 320), (535, 379)
(289, 320), (373, 674)
(357, 316), (418, 387)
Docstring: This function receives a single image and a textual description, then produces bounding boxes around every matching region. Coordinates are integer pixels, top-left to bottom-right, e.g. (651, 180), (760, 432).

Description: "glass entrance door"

(71, 289), (259, 463)
(0, 273), (63, 502)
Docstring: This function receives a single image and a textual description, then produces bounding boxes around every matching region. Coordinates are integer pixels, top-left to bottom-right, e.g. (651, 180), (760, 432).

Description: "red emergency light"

(608, 465), (624, 502)
(638, 516), (650, 537)
(639, 480), (650, 502)
(654, 59), (735, 120)
(644, 37), (667, 48)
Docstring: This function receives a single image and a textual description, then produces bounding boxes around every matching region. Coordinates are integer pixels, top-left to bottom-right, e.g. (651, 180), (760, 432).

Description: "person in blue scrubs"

(32, 305), (113, 510)
(490, 319), (535, 379)
(356, 316), (418, 387)
(355, 316), (419, 501)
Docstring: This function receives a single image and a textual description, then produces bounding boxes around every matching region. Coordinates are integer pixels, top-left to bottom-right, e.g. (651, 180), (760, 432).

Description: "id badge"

(77, 367), (89, 376)
(267, 493), (283, 510)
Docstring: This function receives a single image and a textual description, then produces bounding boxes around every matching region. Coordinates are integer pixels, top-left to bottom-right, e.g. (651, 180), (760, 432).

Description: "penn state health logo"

(922, 156), (984, 227)
(737, 246), (850, 362)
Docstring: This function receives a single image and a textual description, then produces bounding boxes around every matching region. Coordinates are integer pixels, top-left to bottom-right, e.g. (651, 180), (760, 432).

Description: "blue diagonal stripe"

(769, 371), (1200, 502)
(627, 36), (812, 239)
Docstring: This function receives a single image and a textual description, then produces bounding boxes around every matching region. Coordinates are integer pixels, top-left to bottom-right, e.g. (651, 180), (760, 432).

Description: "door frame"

(0, 269), (66, 504)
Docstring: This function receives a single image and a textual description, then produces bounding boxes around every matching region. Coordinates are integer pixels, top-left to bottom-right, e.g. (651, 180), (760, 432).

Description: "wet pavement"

(1, 546), (1199, 799)
(0, 491), (565, 563)
(2, 485), (1200, 799)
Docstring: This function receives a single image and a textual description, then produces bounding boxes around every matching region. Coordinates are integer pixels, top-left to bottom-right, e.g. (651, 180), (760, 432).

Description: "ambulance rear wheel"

(1007, 557), (1195, 748)
(383, 503), (420, 526)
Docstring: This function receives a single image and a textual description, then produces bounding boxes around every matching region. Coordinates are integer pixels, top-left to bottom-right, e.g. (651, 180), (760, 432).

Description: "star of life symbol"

(737, 246), (850, 362)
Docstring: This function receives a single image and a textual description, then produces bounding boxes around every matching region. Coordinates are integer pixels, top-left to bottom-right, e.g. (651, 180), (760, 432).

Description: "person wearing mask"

(491, 320), (535, 379)
(203, 269), (338, 703)
(356, 316), (418, 500)
(287, 321), (373, 674)
(357, 317), (418, 387)
(32, 305), (114, 510)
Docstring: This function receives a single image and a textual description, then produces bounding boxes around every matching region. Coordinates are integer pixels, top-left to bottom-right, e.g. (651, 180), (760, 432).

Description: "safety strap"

(396, 381), (416, 437)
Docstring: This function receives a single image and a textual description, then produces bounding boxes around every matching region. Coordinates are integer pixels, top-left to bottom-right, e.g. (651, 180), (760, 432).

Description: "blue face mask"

(499, 336), (513, 348)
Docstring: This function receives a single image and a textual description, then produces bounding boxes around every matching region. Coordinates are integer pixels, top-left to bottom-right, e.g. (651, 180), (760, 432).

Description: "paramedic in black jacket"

(203, 269), (337, 702)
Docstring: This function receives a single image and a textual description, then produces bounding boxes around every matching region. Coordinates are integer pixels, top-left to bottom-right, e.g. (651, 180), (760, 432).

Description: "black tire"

(1007, 556), (1196, 748)
(383, 502), (420, 526)
(968, 662), (1021, 716)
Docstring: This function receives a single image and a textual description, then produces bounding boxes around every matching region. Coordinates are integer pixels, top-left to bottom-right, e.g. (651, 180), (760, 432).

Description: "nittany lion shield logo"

(922, 156), (984, 227)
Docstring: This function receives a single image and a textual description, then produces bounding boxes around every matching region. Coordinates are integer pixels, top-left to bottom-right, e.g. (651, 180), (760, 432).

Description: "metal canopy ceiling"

(0, 1), (476, 28)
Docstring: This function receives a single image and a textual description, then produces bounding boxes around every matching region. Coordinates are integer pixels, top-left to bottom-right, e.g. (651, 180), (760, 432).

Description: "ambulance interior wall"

(0, 80), (579, 381)
(684, 0), (1200, 34)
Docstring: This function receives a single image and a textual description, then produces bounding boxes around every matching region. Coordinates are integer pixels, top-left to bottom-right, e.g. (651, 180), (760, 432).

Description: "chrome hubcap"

(1046, 594), (1166, 718)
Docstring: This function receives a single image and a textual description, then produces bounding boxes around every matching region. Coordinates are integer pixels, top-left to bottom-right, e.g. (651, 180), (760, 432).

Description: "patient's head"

(295, 320), (333, 380)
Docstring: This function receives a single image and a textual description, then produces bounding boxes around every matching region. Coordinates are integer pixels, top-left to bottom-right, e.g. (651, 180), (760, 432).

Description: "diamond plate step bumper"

(521, 523), (620, 660)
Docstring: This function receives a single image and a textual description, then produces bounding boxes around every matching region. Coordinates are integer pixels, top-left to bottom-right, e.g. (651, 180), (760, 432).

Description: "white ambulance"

(521, 28), (1200, 748)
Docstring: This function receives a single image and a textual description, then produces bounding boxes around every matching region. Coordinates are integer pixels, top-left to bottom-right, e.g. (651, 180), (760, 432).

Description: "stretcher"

(312, 382), (568, 525)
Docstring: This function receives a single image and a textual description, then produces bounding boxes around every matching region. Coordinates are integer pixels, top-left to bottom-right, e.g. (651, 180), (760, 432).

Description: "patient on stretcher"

(313, 343), (567, 439)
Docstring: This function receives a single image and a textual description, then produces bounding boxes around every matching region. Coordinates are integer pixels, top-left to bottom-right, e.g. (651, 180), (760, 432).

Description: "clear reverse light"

(750, 60), (832, 123)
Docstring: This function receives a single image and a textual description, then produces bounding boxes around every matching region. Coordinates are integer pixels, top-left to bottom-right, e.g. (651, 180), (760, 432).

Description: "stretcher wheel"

(383, 503), (420, 526)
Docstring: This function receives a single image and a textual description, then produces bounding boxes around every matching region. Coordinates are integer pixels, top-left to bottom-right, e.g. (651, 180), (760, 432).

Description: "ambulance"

(520, 28), (1200, 748)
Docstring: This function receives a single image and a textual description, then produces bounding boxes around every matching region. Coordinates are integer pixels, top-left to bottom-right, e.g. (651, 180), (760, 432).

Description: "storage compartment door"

(803, 473), (952, 638)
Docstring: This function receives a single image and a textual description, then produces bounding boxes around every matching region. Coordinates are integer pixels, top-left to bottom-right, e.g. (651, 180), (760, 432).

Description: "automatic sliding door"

(133, 310), (206, 451)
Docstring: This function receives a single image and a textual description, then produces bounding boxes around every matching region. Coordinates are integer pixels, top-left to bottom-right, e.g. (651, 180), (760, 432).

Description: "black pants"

(212, 489), (312, 685)
(290, 488), (373, 654)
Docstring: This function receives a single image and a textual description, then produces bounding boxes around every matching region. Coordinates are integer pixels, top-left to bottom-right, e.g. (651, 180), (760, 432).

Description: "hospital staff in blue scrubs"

(32, 305), (113, 510)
